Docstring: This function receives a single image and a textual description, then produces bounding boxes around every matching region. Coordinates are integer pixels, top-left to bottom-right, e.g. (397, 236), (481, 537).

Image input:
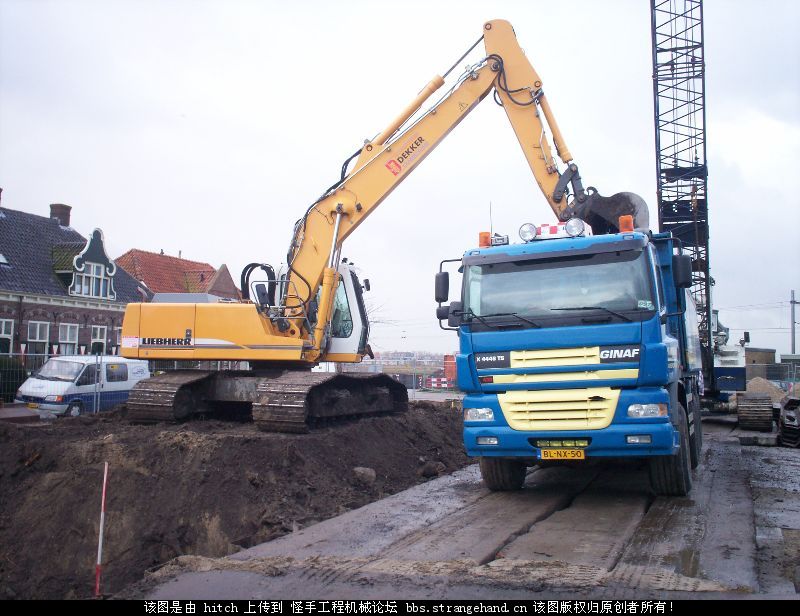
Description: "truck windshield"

(464, 249), (655, 329)
(35, 359), (85, 381)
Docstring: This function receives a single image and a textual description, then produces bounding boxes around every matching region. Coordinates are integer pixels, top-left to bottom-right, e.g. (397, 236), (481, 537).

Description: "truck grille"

(498, 387), (619, 431)
(509, 347), (600, 368)
(491, 369), (638, 385)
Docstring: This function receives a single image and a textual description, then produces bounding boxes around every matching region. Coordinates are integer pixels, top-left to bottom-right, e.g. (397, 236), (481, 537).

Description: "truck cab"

(436, 219), (703, 496)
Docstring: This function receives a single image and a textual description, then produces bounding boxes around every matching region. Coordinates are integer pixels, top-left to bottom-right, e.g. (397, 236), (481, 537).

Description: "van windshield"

(36, 360), (85, 381)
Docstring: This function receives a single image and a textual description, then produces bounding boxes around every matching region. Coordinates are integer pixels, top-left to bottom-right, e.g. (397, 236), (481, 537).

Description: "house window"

(91, 325), (107, 355)
(59, 323), (79, 356)
(26, 321), (50, 368)
(0, 319), (13, 354)
(115, 327), (122, 354)
(71, 262), (113, 299)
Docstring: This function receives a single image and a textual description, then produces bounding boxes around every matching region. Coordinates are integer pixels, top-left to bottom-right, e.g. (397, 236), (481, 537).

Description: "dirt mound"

(746, 377), (787, 403)
(0, 402), (468, 599)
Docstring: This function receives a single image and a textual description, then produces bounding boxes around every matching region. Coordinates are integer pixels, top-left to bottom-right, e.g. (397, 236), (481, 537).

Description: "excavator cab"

(323, 262), (370, 359)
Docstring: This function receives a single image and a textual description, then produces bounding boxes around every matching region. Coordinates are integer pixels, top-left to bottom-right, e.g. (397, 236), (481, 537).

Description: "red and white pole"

(95, 461), (109, 598)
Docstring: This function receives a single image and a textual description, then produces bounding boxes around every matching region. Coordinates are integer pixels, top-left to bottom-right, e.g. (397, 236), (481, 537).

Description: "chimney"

(50, 203), (71, 227)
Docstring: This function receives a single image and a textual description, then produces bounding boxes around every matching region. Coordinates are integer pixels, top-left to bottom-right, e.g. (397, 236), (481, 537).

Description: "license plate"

(26, 402), (39, 409)
(541, 448), (585, 460)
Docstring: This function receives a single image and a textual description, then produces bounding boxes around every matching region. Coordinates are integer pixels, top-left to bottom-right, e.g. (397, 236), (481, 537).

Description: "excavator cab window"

(330, 276), (354, 338)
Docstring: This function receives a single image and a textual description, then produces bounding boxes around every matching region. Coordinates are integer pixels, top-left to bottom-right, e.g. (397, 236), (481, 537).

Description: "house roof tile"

(116, 249), (237, 298)
(0, 206), (146, 302)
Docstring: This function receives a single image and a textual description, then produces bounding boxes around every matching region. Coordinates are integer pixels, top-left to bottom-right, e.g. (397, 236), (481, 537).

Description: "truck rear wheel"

(479, 457), (526, 491)
(649, 404), (692, 496)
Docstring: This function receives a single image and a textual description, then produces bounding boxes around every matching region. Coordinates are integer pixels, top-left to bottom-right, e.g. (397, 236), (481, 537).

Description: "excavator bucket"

(570, 190), (650, 235)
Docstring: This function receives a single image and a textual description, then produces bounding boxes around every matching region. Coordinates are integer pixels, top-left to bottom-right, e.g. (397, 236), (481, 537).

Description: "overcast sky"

(1, 0), (798, 357)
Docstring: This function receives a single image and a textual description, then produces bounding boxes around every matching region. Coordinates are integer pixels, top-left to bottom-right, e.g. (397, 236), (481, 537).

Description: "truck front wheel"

(649, 404), (692, 496)
(479, 457), (526, 491)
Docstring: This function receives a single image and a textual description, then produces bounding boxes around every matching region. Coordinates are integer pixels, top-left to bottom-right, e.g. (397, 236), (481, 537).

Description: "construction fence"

(6, 352), (796, 411)
(0, 353), (459, 407)
(746, 363), (799, 396)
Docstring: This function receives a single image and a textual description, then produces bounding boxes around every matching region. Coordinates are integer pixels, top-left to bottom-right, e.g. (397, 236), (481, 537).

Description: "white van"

(15, 355), (150, 416)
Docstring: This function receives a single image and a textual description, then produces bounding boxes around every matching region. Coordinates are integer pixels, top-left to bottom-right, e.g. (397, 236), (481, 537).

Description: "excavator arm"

(286, 19), (648, 359)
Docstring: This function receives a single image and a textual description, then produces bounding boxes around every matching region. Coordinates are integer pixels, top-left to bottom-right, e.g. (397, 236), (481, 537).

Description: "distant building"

(745, 347), (776, 365)
(116, 249), (239, 300)
(0, 197), (149, 366)
(744, 347), (783, 382)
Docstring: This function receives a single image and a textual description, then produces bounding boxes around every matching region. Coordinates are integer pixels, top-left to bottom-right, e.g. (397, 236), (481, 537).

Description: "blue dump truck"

(436, 217), (704, 496)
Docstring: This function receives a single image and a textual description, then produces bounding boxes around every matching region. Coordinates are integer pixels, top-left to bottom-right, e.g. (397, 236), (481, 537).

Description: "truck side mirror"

(672, 254), (692, 288)
(448, 301), (463, 328)
(435, 272), (449, 303)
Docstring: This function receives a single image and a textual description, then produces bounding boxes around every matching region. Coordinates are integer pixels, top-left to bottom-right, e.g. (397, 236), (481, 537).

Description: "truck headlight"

(464, 407), (494, 421)
(627, 403), (667, 418)
(519, 223), (538, 242)
(564, 218), (586, 237)
(44, 395), (64, 403)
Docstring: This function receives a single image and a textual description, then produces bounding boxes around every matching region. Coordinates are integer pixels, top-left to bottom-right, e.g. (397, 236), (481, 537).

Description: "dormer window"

(71, 262), (113, 298)
(68, 228), (117, 300)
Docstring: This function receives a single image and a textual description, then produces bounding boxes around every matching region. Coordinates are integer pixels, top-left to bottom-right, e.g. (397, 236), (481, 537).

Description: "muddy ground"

(0, 402), (468, 599)
(127, 418), (800, 599)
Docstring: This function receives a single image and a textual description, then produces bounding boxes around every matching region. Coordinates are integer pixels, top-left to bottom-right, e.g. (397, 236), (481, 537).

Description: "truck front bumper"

(463, 389), (679, 459)
(464, 422), (678, 459)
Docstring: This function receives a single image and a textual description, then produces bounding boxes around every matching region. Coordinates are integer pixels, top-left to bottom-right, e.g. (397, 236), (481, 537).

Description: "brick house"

(115, 249), (239, 300)
(0, 199), (149, 367)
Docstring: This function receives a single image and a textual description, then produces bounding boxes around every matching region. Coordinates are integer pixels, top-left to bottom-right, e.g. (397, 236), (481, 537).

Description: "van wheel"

(479, 458), (527, 491)
(649, 403), (692, 496)
(67, 401), (83, 417)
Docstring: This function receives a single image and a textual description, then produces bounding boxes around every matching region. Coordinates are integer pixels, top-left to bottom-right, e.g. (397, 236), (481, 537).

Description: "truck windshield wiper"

(550, 306), (632, 322)
(461, 310), (502, 329)
(479, 312), (542, 328)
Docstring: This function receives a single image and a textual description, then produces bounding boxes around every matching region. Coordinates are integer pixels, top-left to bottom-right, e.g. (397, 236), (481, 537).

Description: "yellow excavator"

(121, 19), (648, 432)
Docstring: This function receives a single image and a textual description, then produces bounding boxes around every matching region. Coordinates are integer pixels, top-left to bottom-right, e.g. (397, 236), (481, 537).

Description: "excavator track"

(737, 392), (774, 432)
(127, 370), (214, 423)
(252, 371), (408, 433)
